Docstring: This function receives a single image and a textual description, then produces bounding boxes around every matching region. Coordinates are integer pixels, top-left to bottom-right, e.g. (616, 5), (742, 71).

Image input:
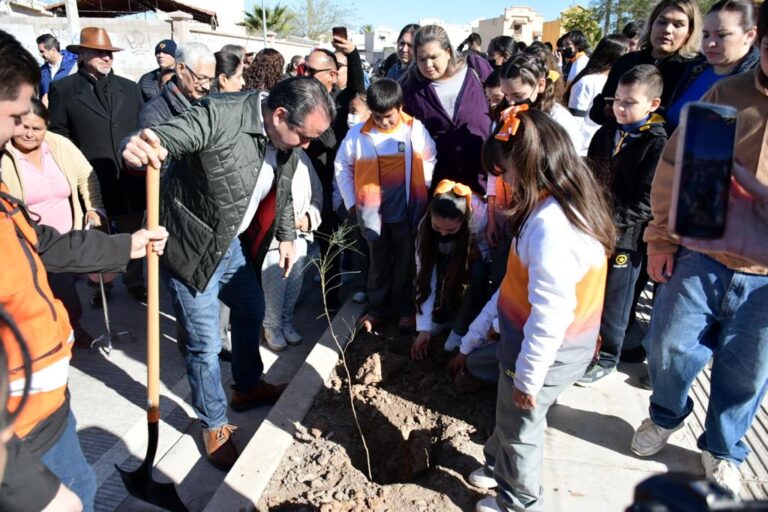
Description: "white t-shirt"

(238, 145), (277, 234)
(431, 66), (468, 121)
(566, 54), (590, 84)
(568, 73), (607, 113)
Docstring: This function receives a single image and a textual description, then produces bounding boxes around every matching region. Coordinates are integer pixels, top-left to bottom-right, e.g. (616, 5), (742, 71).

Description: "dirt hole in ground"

(353, 401), (442, 485)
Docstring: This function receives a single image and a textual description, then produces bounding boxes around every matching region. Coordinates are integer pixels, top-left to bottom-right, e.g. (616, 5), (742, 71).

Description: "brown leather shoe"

(202, 424), (239, 471)
(229, 381), (287, 412)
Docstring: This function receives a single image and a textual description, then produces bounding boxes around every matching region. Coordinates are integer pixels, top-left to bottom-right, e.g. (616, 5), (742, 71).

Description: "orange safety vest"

(0, 183), (73, 438)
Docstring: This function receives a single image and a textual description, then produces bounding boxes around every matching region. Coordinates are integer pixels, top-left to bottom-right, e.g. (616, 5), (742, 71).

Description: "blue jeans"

(40, 411), (97, 512)
(164, 237), (265, 430)
(643, 249), (768, 464)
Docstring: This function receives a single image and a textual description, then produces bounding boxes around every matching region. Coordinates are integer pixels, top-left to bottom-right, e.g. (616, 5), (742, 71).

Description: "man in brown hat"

(48, 27), (147, 309)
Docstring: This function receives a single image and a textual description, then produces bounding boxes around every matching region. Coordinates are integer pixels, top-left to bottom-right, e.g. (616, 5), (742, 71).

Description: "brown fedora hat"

(66, 27), (123, 53)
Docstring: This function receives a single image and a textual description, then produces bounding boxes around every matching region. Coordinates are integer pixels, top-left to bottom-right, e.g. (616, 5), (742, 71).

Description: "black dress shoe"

(128, 286), (148, 302)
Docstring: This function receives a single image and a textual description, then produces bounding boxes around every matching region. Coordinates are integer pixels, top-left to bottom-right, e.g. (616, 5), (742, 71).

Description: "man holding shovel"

(122, 76), (334, 470)
(0, 30), (169, 512)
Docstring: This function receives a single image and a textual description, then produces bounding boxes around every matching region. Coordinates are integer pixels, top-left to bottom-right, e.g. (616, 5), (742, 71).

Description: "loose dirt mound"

(258, 325), (498, 511)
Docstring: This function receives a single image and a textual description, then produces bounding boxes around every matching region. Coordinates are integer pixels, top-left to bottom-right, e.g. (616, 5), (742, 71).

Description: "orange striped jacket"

(0, 183), (73, 438)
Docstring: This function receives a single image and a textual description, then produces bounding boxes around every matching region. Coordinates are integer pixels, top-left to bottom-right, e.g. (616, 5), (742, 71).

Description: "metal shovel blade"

(116, 421), (187, 512)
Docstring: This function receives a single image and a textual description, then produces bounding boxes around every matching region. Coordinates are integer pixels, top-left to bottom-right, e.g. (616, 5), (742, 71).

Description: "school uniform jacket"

(334, 113), (436, 239)
(463, 197), (607, 396)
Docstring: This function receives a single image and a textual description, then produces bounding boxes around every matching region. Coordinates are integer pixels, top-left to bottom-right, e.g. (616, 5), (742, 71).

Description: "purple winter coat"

(401, 52), (492, 194)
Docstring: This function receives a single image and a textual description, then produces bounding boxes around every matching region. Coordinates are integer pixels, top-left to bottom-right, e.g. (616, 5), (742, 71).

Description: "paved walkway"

(68, 271), (330, 511)
(68, 279), (768, 510)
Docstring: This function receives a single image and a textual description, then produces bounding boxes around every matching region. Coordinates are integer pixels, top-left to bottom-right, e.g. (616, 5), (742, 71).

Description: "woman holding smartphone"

(630, 1), (768, 498)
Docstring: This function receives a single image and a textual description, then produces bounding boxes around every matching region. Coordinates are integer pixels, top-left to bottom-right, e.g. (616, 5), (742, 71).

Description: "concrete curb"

(203, 299), (365, 511)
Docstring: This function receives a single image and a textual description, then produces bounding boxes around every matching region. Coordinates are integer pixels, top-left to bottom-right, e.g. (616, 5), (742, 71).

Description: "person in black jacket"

(48, 27), (147, 306)
(137, 39), (177, 102)
(589, 0), (703, 126)
(580, 65), (668, 385)
(139, 42), (215, 129)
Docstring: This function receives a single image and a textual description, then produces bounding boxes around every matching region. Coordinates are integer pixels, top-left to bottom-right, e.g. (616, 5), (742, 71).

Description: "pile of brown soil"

(258, 325), (499, 512)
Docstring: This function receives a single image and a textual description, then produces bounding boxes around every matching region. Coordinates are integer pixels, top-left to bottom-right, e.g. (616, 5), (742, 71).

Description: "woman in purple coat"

(401, 25), (493, 195)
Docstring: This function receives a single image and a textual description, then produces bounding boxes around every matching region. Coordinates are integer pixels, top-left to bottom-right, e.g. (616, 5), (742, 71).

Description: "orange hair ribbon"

(434, 179), (472, 212)
(494, 103), (529, 142)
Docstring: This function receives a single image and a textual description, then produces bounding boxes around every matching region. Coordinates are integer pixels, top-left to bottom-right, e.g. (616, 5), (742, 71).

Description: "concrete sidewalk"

(68, 271), (330, 511)
(69, 278), (768, 510)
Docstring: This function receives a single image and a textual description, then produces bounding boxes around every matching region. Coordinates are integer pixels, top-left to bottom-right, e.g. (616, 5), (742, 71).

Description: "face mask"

(347, 113), (364, 128)
(561, 48), (575, 60)
(513, 98), (534, 108)
(438, 233), (457, 244)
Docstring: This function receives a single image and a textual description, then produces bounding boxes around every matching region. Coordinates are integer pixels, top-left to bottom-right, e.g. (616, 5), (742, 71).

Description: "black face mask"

(513, 98), (534, 108)
(438, 233), (458, 244)
(560, 47), (575, 60)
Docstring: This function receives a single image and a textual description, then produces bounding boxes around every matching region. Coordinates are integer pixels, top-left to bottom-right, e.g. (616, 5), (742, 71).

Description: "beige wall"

(542, 19), (564, 46)
(0, 14), (315, 80)
(473, 7), (544, 46)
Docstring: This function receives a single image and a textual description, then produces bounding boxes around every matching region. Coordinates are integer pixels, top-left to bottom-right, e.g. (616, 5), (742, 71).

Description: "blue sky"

(245, 1), (578, 29)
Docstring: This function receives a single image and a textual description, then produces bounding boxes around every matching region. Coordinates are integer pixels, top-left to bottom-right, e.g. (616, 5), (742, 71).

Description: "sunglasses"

(304, 65), (336, 76)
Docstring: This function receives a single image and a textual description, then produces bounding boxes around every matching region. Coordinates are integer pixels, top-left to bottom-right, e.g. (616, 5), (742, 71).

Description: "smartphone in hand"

(332, 26), (348, 40)
(670, 102), (738, 239)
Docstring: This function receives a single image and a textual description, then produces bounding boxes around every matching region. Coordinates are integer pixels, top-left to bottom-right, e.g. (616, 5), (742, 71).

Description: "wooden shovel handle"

(146, 164), (160, 423)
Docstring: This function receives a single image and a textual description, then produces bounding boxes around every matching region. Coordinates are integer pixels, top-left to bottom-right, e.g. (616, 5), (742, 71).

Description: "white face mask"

(347, 113), (364, 128)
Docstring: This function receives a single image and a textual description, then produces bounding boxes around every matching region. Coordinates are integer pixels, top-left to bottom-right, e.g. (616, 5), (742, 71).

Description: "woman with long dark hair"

(386, 23), (420, 80)
(564, 34), (630, 117)
(211, 51), (244, 93)
(468, 108), (614, 510)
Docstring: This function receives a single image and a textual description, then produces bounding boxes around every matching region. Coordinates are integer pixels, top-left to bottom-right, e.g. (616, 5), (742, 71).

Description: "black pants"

(113, 212), (145, 289)
(48, 272), (84, 333)
(598, 249), (644, 367)
(366, 220), (415, 318)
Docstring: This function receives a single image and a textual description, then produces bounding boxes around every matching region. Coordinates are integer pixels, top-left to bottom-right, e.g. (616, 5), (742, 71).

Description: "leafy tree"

(239, 3), (295, 37)
(562, 6), (603, 47)
(290, 0), (355, 41)
(591, 0), (717, 34)
(360, 24), (373, 34)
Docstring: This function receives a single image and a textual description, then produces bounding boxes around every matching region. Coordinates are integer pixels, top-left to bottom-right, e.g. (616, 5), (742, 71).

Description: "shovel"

(117, 164), (187, 511)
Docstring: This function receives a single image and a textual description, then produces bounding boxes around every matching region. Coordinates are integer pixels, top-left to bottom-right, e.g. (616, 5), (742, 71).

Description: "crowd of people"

(1, 0), (768, 510)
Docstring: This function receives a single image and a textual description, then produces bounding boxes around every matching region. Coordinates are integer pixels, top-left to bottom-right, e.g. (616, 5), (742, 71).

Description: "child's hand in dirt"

(513, 387), (536, 409)
(411, 331), (431, 360)
(447, 353), (467, 377)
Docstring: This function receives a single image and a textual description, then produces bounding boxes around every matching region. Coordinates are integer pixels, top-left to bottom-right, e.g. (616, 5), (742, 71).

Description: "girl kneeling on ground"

(410, 179), (492, 360)
(468, 106), (614, 512)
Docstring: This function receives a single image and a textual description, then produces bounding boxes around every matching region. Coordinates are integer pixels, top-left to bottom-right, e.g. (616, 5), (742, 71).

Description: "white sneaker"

(264, 328), (287, 352)
(444, 331), (463, 352)
(282, 325), (302, 345)
(475, 497), (502, 512)
(631, 417), (684, 456)
(468, 467), (497, 489)
(352, 291), (367, 304)
(702, 451), (742, 497)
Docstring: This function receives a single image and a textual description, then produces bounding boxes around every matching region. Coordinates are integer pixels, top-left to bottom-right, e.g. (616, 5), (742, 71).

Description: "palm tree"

(239, 3), (295, 37)
(360, 24), (373, 34)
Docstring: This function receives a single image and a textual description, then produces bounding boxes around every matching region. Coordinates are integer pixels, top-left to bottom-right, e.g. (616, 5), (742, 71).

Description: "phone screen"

(674, 104), (737, 238)
(332, 26), (347, 40)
